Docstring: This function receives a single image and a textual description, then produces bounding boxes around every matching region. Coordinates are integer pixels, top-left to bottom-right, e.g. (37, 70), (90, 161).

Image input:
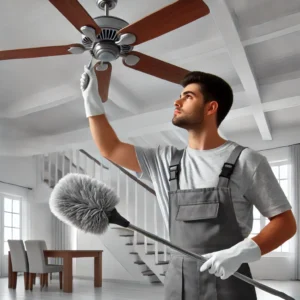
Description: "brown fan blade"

(0, 44), (83, 61)
(94, 62), (112, 102)
(49, 0), (101, 35)
(123, 51), (190, 85)
(118, 0), (209, 46)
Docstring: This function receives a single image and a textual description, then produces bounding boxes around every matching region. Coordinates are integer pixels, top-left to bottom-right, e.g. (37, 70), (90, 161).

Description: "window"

(250, 161), (290, 253)
(267, 163), (290, 253)
(3, 197), (21, 255)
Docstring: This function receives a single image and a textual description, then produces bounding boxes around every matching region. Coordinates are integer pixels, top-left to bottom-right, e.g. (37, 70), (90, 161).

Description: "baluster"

(126, 175), (129, 219)
(48, 153), (51, 188)
(55, 152), (58, 185)
(92, 160), (96, 178)
(134, 182), (138, 246)
(117, 168), (120, 196)
(99, 157), (103, 181)
(62, 151), (65, 177)
(108, 162), (111, 187)
(76, 150), (80, 173)
(35, 155), (39, 186)
(41, 155), (44, 184)
(163, 225), (167, 261)
(154, 200), (158, 264)
(83, 153), (87, 174)
(69, 150), (73, 173)
(144, 190), (148, 254)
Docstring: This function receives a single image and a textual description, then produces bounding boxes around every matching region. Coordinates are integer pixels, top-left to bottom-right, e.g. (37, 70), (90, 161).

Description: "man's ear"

(206, 101), (218, 116)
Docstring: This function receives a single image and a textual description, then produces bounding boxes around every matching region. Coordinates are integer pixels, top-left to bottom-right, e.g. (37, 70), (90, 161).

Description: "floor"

(1, 277), (300, 300)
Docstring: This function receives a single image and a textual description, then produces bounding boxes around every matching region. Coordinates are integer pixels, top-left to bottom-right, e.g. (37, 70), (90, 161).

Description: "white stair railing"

(144, 190), (148, 254)
(36, 148), (170, 266)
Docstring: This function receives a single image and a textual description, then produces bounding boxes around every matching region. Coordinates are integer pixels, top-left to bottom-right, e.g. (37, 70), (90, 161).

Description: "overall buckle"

(219, 163), (234, 178)
(169, 165), (179, 181)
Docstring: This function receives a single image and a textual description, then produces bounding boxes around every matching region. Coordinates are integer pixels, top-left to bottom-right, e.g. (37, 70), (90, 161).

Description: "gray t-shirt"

(135, 140), (292, 238)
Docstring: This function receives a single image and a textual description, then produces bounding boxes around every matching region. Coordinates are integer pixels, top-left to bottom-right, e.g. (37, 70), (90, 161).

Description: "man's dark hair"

(181, 71), (233, 127)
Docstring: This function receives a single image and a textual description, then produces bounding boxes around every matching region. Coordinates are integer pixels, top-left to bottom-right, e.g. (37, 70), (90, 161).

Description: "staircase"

(35, 149), (170, 284)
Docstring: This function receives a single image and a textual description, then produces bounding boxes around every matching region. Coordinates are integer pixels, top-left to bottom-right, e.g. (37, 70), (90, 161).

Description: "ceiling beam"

(137, 136), (153, 148)
(159, 132), (173, 146)
(108, 77), (141, 114)
(205, 0), (272, 140)
(158, 11), (300, 65)
(160, 131), (186, 148)
(128, 137), (142, 147)
(240, 12), (300, 46)
(173, 129), (187, 145)
(4, 122), (300, 158)
(218, 129), (228, 139)
(0, 84), (79, 118)
(119, 94), (300, 139)
(2, 93), (299, 157)
(230, 125), (300, 152)
(0, 78), (140, 119)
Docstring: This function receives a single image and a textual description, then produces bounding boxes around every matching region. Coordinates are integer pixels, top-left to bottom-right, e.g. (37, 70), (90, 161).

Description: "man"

(80, 66), (297, 299)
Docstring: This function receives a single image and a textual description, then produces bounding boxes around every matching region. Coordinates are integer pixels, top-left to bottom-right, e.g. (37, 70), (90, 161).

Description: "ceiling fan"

(0, 0), (210, 102)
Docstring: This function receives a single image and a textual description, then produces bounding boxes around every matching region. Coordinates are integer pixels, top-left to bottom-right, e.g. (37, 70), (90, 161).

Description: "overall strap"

(168, 149), (185, 192)
(217, 145), (246, 187)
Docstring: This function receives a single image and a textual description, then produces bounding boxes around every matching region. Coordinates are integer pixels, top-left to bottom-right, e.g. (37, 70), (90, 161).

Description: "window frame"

(251, 159), (291, 257)
(2, 193), (22, 256)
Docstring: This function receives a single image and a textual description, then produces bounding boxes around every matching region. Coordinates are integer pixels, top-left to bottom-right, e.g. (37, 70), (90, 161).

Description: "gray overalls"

(164, 145), (257, 300)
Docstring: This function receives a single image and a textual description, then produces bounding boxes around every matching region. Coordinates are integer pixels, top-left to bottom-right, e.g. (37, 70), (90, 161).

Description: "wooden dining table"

(8, 250), (103, 293)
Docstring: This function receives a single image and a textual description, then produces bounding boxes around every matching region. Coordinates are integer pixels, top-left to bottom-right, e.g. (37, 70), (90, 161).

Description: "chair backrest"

(40, 240), (47, 250)
(24, 240), (48, 273)
(8, 240), (29, 272)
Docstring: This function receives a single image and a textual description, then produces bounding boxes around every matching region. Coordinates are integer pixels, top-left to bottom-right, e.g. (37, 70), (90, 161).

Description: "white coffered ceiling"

(0, 0), (300, 157)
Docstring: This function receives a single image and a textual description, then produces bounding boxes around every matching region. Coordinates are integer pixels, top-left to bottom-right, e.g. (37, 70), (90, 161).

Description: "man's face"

(172, 83), (206, 129)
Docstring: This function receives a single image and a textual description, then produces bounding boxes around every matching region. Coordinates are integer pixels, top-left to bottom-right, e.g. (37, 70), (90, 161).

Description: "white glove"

(199, 238), (261, 280)
(80, 66), (105, 118)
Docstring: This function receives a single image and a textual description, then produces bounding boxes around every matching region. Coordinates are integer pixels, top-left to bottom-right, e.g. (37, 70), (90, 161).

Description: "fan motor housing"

(81, 16), (133, 62)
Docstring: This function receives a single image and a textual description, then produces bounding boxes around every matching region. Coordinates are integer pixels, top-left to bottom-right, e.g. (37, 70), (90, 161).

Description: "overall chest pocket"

(176, 202), (219, 221)
(173, 188), (221, 222)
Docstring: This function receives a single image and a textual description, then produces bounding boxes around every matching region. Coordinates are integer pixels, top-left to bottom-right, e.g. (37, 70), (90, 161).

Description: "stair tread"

(155, 261), (169, 265)
(142, 270), (153, 274)
(119, 234), (134, 237)
(126, 242), (154, 246)
(110, 226), (133, 231)
(129, 252), (138, 255)
(134, 261), (145, 265)
(143, 272), (155, 276)
(146, 251), (168, 255)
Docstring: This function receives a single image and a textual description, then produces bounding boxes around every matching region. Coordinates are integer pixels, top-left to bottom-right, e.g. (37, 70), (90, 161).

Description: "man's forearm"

(252, 210), (296, 255)
(88, 114), (120, 158)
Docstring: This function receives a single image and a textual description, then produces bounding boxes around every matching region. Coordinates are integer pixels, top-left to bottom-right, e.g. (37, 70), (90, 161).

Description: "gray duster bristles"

(49, 173), (119, 234)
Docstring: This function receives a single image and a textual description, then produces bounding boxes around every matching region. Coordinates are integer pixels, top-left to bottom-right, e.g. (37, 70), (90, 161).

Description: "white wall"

(75, 230), (133, 281)
(0, 156), (36, 189)
(0, 156), (53, 246)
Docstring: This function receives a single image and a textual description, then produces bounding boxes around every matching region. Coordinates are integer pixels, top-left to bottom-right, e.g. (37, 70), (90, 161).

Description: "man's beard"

(172, 111), (204, 130)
